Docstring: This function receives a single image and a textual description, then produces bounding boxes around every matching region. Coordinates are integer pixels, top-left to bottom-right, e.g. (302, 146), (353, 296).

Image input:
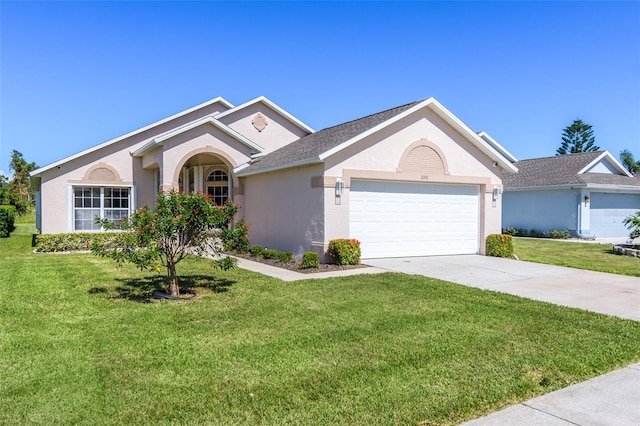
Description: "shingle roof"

(503, 151), (640, 188)
(238, 100), (422, 175)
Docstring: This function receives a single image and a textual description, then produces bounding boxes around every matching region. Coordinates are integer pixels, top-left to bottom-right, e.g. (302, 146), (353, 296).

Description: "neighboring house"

(502, 151), (640, 238)
(30, 96), (517, 259)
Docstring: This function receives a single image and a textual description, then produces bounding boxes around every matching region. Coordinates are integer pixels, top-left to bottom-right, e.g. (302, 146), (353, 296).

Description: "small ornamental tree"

(91, 190), (242, 297)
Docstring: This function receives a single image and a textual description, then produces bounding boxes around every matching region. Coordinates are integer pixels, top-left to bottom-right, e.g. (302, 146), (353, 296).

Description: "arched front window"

(206, 170), (229, 205)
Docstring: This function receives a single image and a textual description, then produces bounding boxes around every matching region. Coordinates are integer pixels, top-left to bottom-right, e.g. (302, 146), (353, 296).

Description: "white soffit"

(31, 96), (234, 176)
(477, 131), (518, 163)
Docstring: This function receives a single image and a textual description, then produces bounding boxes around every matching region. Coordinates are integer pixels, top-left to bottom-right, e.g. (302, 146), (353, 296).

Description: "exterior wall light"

(335, 179), (344, 197)
(584, 195), (590, 205)
(492, 186), (499, 201)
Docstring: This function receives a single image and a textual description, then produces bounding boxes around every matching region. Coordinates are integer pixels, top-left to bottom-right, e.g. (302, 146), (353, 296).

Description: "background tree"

(556, 118), (600, 155)
(619, 149), (639, 175)
(92, 190), (241, 297)
(7, 150), (37, 214)
(0, 173), (9, 205)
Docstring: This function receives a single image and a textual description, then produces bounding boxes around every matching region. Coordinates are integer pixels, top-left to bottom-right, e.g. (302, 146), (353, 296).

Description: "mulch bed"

(232, 253), (368, 274)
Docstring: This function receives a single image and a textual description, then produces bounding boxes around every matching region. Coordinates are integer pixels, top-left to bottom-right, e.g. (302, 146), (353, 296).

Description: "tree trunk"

(167, 262), (180, 297)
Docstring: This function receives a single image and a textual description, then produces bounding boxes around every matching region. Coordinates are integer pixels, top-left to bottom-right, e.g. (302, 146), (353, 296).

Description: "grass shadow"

(89, 274), (235, 303)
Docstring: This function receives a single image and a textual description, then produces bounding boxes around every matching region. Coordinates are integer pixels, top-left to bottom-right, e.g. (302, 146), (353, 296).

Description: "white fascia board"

(424, 99), (519, 173)
(132, 117), (265, 157)
(215, 96), (315, 133)
(584, 183), (640, 193)
(577, 151), (632, 177)
(503, 184), (582, 192)
(232, 163), (251, 174)
(31, 96), (234, 176)
(477, 131), (518, 163)
(318, 97), (518, 174)
(235, 157), (322, 177)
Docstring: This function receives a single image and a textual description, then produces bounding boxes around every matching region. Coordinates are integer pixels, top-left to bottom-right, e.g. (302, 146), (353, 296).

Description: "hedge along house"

(502, 151), (640, 238)
(31, 96), (517, 259)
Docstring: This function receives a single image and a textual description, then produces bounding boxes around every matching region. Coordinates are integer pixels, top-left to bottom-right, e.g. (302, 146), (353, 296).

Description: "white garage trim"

(349, 180), (480, 258)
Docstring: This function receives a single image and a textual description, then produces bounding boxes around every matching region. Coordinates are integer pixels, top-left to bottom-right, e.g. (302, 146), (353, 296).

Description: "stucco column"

(182, 167), (189, 193)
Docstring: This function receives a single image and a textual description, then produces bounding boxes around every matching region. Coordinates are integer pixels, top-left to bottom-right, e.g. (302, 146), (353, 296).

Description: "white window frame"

(68, 185), (134, 232)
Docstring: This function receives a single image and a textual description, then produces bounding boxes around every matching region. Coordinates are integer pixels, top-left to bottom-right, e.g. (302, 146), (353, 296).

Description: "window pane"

(74, 209), (101, 230)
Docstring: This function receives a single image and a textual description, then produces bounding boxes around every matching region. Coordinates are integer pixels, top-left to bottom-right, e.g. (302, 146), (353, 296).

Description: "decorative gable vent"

(252, 113), (268, 132)
(82, 163), (122, 182)
(89, 167), (117, 181)
(401, 144), (446, 175)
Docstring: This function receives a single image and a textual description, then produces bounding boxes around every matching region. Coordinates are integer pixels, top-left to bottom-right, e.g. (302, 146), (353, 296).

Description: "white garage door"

(350, 180), (480, 258)
(590, 192), (640, 237)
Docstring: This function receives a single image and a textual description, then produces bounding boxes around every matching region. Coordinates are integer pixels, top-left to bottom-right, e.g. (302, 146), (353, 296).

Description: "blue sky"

(1, 1), (639, 175)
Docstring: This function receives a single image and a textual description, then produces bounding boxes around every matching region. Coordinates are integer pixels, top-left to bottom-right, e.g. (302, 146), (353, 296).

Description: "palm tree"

(619, 149), (640, 175)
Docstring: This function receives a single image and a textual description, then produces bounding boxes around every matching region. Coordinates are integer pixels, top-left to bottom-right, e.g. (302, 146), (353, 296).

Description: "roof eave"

(317, 97), (518, 174)
(577, 151), (633, 177)
(31, 96), (234, 176)
(236, 157), (322, 177)
(132, 117), (265, 157)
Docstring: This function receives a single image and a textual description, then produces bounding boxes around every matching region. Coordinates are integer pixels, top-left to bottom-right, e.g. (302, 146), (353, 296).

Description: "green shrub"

(263, 248), (278, 260)
(250, 245), (263, 257)
(503, 227), (518, 236)
(0, 205), (16, 237)
(327, 238), (361, 265)
(277, 251), (294, 264)
(34, 232), (127, 252)
(299, 251), (320, 269)
(549, 229), (571, 239)
(486, 234), (514, 258)
(219, 219), (250, 253)
(214, 256), (238, 270)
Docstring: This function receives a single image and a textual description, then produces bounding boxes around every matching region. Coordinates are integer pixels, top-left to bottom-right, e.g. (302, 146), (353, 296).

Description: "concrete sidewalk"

(461, 363), (640, 426)
(235, 257), (387, 281)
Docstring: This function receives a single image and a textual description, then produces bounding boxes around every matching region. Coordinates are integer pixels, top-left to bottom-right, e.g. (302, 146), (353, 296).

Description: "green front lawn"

(513, 237), (640, 277)
(2, 229), (640, 425)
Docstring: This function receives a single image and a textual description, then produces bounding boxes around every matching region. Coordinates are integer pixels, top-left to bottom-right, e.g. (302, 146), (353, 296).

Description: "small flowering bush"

(91, 190), (240, 297)
(220, 218), (250, 253)
(328, 238), (361, 265)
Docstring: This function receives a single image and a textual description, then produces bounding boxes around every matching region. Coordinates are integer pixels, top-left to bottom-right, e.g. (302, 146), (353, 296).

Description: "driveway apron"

(364, 255), (640, 321)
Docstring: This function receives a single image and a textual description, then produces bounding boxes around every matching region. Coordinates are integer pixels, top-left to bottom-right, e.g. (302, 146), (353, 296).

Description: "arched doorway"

(176, 152), (234, 204)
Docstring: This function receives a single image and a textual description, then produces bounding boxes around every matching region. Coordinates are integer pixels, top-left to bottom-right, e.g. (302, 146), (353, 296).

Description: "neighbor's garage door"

(590, 192), (640, 237)
(349, 180), (480, 258)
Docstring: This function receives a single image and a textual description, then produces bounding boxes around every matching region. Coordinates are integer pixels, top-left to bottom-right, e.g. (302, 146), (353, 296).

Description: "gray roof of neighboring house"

(502, 151), (640, 188)
(238, 100), (422, 175)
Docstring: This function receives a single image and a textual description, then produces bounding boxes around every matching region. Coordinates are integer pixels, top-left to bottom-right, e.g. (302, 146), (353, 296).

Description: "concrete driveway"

(364, 255), (640, 321)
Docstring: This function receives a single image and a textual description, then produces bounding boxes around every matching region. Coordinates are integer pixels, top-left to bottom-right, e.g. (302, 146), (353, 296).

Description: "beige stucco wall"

(218, 102), (310, 153)
(158, 125), (253, 190)
(36, 100), (232, 234)
(242, 164), (324, 257)
(320, 109), (505, 256)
